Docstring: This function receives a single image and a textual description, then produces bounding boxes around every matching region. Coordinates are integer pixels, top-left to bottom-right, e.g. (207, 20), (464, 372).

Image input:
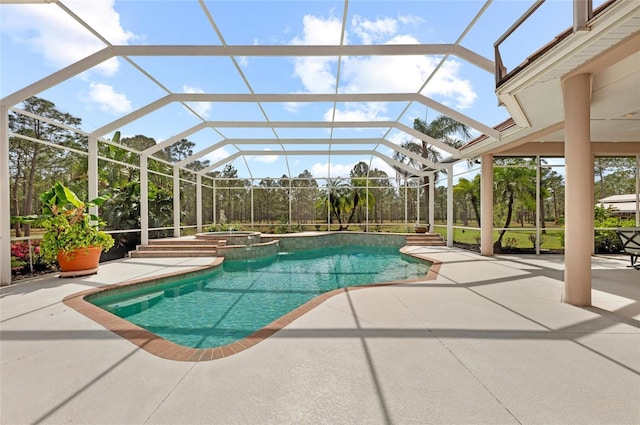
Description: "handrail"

(494, 0), (617, 87)
(494, 0), (546, 86)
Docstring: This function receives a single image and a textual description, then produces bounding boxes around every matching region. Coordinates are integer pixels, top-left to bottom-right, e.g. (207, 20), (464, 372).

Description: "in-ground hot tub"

(195, 231), (261, 246)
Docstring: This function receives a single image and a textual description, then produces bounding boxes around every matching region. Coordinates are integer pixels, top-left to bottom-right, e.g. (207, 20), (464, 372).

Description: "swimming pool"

(89, 245), (430, 349)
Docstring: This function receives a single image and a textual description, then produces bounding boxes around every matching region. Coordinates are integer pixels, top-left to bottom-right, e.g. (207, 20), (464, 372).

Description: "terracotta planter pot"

(57, 246), (102, 277)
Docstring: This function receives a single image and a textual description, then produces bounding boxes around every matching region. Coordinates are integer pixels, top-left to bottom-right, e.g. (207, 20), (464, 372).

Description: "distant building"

(598, 194), (640, 218)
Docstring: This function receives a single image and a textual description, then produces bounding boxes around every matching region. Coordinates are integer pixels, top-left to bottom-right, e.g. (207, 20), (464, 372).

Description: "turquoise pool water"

(91, 245), (429, 348)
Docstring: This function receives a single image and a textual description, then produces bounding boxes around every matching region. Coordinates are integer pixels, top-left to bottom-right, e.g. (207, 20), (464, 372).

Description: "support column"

(88, 136), (98, 217)
(481, 154), (494, 256)
(1, 105), (11, 285)
(196, 174), (202, 233)
(428, 172), (435, 233)
(447, 165), (453, 247)
(636, 155), (640, 227)
(140, 155), (149, 245)
(562, 73), (592, 306)
(173, 167), (180, 237)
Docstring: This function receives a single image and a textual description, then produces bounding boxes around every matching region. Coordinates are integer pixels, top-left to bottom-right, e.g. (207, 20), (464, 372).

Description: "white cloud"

(85, 83), (132, 114)
(254, 149), (279, 164)
(289, 14), (478, 110)
(1, 1), (135, 76)
(183, 85), (212, 118)
(351, 15), (397, 44)
(398, 14), (426, 26)
(324, 102), (389, 122)
(310, 162), (357, 178)
(370, 157), (397, 179)
(204, 147), (233, 165)
(292, 14), (343, 45)
(291, 14), (343, 94)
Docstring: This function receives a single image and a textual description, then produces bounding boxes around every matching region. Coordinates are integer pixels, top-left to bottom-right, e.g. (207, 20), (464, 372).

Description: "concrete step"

(148, 239), (216, 246)
(129, 249), (217, 258)
(405, 233), (446, 246)
(136, 244), (218, 251)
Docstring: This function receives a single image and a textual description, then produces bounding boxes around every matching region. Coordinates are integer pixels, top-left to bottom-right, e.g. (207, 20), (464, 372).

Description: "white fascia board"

(496, 93), (530, 128)
(395, 122), (460, 156)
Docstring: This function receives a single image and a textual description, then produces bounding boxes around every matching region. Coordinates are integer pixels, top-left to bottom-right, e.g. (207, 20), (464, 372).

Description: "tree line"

(9, 96), (637, 256)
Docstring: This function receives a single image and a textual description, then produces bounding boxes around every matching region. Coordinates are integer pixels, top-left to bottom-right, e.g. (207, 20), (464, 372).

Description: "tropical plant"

(492, 159), (536, 251)
(453, 174), (481, 225)
(12, 182), (114, 263)
(393, 115), (471, 223)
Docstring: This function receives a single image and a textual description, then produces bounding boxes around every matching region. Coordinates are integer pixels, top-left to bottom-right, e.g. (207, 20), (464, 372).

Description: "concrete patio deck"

(1, 247), (639, 424)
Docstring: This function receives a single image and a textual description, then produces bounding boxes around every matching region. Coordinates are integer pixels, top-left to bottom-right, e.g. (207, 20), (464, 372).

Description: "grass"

(433, 223), (564, 250)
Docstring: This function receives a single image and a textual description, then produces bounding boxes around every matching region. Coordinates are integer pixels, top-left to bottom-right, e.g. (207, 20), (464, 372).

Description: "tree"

(454, 174), (481, 225)
(9, 96), (83, 236)
(393, 115), (471, 224)
(291, 170), (319, 225)
(493, 158), (536, 250)
(349, 162), (376, 224)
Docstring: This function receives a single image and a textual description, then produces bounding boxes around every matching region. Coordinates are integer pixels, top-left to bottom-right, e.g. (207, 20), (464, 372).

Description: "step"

(136, 244), (218, 251)
(129, 249), (217, 258)
(148, 239), (216, 246)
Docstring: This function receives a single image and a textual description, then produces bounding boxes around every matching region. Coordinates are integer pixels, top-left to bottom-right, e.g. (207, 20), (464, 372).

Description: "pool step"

(130, 240), (218, 258)
(405, 233), (446, 246)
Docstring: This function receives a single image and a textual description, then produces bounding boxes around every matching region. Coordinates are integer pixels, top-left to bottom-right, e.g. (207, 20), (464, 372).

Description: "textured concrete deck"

(1, 248), (639, 424)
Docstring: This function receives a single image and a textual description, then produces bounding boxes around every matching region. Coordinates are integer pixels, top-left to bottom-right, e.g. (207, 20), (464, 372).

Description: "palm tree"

(493, 159), (536, 250)
(393, 115), (471, 225)
(454, 174), (481, 225)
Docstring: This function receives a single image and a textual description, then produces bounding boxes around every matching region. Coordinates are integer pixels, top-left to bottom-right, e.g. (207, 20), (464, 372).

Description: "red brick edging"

(63, 251), (441, 362)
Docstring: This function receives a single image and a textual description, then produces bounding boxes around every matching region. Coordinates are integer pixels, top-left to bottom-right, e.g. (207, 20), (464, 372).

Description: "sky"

(0, 0), (596, 181)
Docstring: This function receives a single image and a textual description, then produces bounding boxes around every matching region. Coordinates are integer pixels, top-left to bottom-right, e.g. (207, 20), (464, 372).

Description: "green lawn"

(433, 223), (564, 250)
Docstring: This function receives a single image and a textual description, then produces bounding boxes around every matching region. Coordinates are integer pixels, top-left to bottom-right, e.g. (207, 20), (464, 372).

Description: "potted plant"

(13, 182), (115, 277)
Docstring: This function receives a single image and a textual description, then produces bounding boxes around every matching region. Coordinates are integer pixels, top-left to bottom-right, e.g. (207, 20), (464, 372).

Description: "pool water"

(91, 245), (429, 348)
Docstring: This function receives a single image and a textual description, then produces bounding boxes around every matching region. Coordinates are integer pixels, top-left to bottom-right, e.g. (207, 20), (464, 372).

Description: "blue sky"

(0, 0), (594, 180)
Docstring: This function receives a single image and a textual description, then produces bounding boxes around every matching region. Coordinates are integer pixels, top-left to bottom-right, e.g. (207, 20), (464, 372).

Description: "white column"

(416, 180), (420, 225)
(404, 181), (408, 228)
(173, 167), (180, 237)
(536, 156), (541, 255)
(365, 177), (369, 232)
(562, 73), (592, 306)
(481, 154), (494, 256)
(196, 174), (202, 233)
(0, 105), (11, 285)
(88, 136), (98, 218)
(213, 180), (217, 224)
(140, 155), (149, 245)
(250, 183), (254, 229)
(636, 155), (640, 227)
(447, 165), (453, 247)
(428, 172), (435, 232)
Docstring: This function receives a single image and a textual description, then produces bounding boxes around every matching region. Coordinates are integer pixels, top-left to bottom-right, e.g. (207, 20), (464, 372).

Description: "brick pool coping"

(63, 249), (441, 362)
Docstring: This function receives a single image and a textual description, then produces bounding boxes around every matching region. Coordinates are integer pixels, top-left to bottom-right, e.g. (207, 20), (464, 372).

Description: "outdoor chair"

(615, 227), (640, 270)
